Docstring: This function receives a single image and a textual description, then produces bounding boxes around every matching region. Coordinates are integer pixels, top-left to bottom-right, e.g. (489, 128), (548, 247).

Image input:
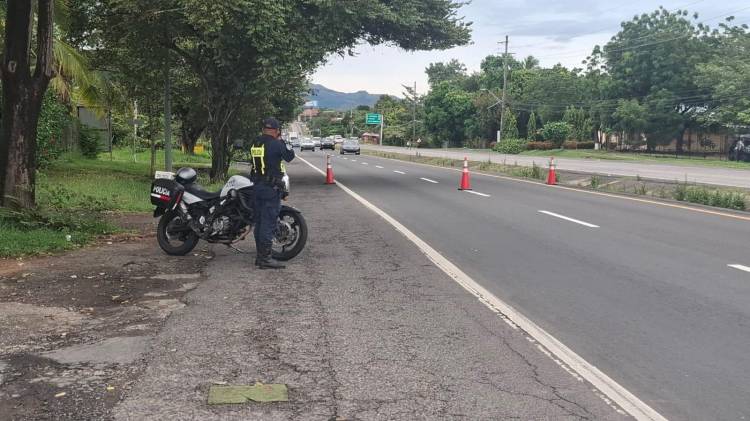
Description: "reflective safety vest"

(250, 144), (266, 175)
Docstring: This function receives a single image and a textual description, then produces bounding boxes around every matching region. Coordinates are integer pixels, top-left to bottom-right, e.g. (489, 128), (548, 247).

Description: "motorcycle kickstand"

(227, 244), (250, 254)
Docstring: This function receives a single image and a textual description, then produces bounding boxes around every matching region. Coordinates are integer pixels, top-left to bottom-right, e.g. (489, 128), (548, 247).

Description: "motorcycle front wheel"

(272, 208), (308, 261)
(157, 211), (200, 256)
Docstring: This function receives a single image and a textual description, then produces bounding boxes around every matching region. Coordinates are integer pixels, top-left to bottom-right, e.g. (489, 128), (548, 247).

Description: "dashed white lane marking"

(393, 170), (406, 174)
(464, 190), (491, 198)
(298, 155), (664, 421)
(728, 264), (750, 273)
(351, 159), (357, 162)
(361, 162), (369, 165)
(539, 210), (600, 228)
(420, 177), (439, 184)
(375, 165), (384, 169)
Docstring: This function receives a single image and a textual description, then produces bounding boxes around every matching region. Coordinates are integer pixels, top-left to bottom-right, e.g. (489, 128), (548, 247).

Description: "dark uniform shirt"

(250, 134), (295, 180)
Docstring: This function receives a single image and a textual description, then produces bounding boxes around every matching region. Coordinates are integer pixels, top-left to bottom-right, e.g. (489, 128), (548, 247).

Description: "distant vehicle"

(340, 138), (360, 155)
(313, 137), (321, 148)
(300, 138), (316, 151)
(728, 134), (750, 162)
(334, 136), (345, 145)
(291, 138), (301, 148)
(321, 138), (335, 150)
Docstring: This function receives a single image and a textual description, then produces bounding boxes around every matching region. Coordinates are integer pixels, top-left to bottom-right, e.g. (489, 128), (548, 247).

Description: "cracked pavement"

(114, 160), (629, 420)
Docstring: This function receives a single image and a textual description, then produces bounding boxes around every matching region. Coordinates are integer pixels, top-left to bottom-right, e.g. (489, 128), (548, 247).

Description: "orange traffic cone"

(325, 154), (335, 185)
(546, 157), (557, 185)
(458, 156), (472, 190)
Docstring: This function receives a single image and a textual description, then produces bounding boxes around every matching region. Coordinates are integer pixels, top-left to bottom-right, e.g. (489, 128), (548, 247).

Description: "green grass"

(1, 148), (231, 257)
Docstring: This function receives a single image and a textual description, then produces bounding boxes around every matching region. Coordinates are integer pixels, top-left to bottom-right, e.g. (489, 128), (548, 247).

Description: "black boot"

(257, 246), (285, 269)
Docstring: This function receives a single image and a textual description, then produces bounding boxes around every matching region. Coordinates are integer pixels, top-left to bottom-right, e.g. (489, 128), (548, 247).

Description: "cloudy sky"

(311, 0), (750, 97)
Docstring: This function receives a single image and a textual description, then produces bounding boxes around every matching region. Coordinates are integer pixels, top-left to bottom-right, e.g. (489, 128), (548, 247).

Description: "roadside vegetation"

(0, 148), (221, 257)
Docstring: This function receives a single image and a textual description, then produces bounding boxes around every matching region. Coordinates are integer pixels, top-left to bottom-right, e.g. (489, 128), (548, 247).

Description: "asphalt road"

(365, 144), (750, 189)
(114, 158), (623, 420)
(307, 149), (750, 420)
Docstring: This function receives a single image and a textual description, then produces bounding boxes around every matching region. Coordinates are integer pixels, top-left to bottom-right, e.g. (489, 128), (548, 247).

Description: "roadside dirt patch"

(0, 214), (214, 420)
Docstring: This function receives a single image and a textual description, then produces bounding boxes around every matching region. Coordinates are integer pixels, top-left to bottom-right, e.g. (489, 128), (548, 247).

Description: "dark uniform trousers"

(253, 182), (281, 252)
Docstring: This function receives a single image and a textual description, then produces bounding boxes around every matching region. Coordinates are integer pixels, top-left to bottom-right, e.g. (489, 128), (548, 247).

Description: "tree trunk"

(207, 100), (235, 181)
(179, 121), (204, 155)
(0, 0), (55, 209)
(676, 127), (686, 154)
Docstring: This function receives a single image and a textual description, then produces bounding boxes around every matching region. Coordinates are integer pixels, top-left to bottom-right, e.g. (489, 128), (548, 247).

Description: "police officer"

(250, 118), (295, 269)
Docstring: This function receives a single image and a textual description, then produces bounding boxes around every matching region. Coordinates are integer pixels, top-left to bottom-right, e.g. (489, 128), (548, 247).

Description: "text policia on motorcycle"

(249, 117), (297, 269)
(149, 121), (307, 266)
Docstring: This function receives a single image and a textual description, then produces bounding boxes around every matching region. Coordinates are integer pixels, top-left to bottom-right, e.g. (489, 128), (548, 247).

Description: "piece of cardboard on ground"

(207, 383), (288, 405)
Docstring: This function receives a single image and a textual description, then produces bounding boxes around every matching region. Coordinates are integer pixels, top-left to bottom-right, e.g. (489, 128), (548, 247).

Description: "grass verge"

(1, 148), (230, 257)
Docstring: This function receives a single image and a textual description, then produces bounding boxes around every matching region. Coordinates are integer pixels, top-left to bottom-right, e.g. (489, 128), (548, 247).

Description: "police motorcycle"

(149, 167), (307, 260)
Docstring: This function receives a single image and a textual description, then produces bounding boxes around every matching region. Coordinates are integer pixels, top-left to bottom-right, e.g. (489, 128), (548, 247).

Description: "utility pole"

(498, 35), (509, 144)
(164, 61), (173, 172)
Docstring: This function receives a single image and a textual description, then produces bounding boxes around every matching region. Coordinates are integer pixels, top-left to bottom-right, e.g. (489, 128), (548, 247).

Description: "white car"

(300, 138), (316, 151)
(313, 137), (321, 148)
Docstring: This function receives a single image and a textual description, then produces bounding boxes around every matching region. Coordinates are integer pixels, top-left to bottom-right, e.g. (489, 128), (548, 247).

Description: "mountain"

(307, 84), (384, 111)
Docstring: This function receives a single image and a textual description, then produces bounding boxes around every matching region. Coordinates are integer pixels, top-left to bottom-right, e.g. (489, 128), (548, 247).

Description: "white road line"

(393, 170), (406, 174)
(375, 165), (384, 169)
(351, 159), (357, 162)
(361, 162), (369, 165)
(728, 264), (750, 273)
(298, 155), (664, 421)
(420, 177), (439, 184)
(464, 190), (491, 198)
(539, 210), (599, 228)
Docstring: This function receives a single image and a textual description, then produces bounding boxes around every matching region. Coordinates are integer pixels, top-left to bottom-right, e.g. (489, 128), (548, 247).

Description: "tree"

(695, 24), (750, 127)
(600, 7), (714, 152)
(424, 82), (475, 147)
(501, 108), (518, 139)
(425, 59), (468, 87)
(527, 111), (539, 140)
(96, 0), (472, 180)
(1, 0), (56, 208)
(613, 99), (648, 146)
(563, 107), (593, 141)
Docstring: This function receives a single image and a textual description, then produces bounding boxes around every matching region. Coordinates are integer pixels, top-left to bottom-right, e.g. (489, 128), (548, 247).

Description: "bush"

(675, 186), (746, 211)
(78, 125), (100, 158)
(37, 93), (71, 168)
(541, 121), (571, 147)
(494, 138), (526, 154)
(526, 141), (555, 150)
(562, 141), (596, 149)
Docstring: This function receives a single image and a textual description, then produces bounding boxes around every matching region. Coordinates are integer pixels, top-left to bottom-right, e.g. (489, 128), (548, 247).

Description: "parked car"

(313, 137), (321, 149)
(728, 134), (750, 161)
(340, 138), (360, 155)
(321, 138), (335, 150)
(300, 138), (316, 151)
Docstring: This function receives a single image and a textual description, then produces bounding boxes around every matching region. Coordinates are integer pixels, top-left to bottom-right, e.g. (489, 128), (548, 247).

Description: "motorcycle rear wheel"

(157, 211), (200, 256)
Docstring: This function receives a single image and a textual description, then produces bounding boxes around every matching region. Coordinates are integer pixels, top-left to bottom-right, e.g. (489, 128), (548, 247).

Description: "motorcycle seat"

(184, 183), (221, 200)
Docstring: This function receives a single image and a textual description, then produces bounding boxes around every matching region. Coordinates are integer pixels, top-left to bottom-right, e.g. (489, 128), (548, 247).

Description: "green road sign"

(366, 113), (382, 125)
